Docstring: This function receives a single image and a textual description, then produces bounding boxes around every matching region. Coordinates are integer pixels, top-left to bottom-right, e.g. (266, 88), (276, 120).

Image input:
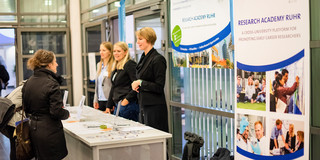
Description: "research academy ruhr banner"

(234, 0), (309, 159)
(170, 0), (233, 69)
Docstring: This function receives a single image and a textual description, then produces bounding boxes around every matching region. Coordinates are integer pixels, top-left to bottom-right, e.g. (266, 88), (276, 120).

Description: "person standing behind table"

(105, 42), (139, 121)
(93, 42), (115, 112)
(131, 27), (168, 132)
(22, 49), (70, 160)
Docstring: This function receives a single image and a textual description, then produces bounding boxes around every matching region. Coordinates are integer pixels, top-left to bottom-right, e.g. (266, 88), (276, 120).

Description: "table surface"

(62, 106), (172, 147)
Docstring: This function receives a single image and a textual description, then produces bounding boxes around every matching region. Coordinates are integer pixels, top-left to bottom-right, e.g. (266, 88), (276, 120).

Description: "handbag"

(14, 104), (34, 160)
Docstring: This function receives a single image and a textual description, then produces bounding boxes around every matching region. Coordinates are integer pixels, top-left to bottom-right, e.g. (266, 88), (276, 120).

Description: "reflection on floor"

(0, 133), (10, 160)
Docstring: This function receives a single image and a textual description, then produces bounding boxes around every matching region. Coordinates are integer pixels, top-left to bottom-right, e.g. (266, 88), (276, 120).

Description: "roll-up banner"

(170, 0), (233, 69)
(233, 0), (309, 159)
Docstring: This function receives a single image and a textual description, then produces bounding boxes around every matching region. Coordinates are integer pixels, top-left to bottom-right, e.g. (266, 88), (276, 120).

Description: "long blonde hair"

(289, 124), (294, 137)
(114, 42), (130, 70)
(297, 131), (304, 142)
(97, 42), (114, 77)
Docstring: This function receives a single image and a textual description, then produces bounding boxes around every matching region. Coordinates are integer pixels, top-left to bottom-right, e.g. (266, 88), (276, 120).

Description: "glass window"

(86, 25), (101, 52)
(135, 14), (162, 61)
(311, 48), (320, 127)
(81, 0), (106, 11)
(134, 0), (149, 5)
(170, 58), (234, 111)
(0, 0), (16, 13)
(23, 57), (67, 81)
(109, 0), (132, 12)
(0, 15), (17, 22)
(171, 106), (234, 159)
(90, 6), (107, 19)
(20, 0), (66, 13)
(21, 32), (67, 55)
(20, 15), (67, 23)
(311, 0), (320, 40)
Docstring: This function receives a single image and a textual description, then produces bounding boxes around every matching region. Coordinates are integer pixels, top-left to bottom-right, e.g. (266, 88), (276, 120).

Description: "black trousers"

(98, 101), (108, 111)
(140, 104), (168, 132)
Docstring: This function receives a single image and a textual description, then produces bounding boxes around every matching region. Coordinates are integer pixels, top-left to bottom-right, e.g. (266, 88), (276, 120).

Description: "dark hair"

(281, 69), (288, 75)
(275, 71), (279, 75)
(274, 73), (283, 97)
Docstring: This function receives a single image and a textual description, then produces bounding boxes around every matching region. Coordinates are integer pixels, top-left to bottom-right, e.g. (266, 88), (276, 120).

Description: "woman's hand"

(121, 98), (129, 106)
(131, 80), (141, 92)
(94, 102), (99, 109)
(105, 108), (111, 114)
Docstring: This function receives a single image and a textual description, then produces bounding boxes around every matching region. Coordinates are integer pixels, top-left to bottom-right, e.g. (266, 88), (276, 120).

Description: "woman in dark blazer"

(132, 27), (168, 132)
(106, 42), (139, 121)
(22, 49), (70, 160)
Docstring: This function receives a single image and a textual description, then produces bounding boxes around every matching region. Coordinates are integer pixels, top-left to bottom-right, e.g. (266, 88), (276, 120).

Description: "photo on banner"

(236, 114), (268, 156)
(268, 118), (304, 156)
(236, 69), (266, 111)
(268, 58), (304, 115)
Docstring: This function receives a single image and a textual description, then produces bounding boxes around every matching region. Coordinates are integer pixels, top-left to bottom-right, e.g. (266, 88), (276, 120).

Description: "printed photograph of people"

(269, 58), (304, 114)
(237, 114), (267, 155)
(237, 69), (266, 111)
(269, 118), (304, 156)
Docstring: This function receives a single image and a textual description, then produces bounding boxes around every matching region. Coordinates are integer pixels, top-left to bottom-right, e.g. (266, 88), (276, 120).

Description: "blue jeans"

(114, 101), (139, 122)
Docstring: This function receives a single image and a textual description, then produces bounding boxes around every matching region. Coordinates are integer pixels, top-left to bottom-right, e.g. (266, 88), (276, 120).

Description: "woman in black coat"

(105, 42), (139, 121)
(132, 27), (168, 132)
(22, 49), (69, 160)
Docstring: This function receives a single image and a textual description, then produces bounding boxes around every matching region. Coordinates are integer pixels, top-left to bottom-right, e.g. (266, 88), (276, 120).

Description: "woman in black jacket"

(105, 42), (139, 121)
(22, 49), (69, 160)
(131, 27), (168, 132)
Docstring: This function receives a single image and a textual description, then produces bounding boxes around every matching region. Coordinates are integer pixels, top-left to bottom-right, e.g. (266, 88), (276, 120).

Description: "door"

(16, 28), (73, 104)
(82, 20), (108, 107)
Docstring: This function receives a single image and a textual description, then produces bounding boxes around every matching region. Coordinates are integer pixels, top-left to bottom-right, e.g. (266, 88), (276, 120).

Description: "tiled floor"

(0, 133), (10, 160)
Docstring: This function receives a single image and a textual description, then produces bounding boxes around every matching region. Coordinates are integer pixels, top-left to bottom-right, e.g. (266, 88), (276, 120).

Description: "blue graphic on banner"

(237, 146), (304, 160)
(237, 49), (304, 72)
(118, 0), (126, 41)
(171, 22), (231, 53)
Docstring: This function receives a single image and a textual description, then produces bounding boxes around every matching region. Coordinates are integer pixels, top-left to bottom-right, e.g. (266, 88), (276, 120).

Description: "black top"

(107, 60), (137, 108)
(136, 48), (167, 106)
(285, 131), (296, 151)
(22, 68), (69, 120)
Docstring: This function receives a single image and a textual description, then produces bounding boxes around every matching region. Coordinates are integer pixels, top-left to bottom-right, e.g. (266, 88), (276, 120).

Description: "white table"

(62, 106), (172, 160)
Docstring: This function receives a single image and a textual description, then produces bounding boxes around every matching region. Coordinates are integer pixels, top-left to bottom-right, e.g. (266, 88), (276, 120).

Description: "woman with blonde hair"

(22, 49), (69, 160)
(93, 42), (115, 112)
(295, 131), (304, 151)
(131, 27), (168, 132)
(284, 124), (296, 154)
(106, 42), (139, 121)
